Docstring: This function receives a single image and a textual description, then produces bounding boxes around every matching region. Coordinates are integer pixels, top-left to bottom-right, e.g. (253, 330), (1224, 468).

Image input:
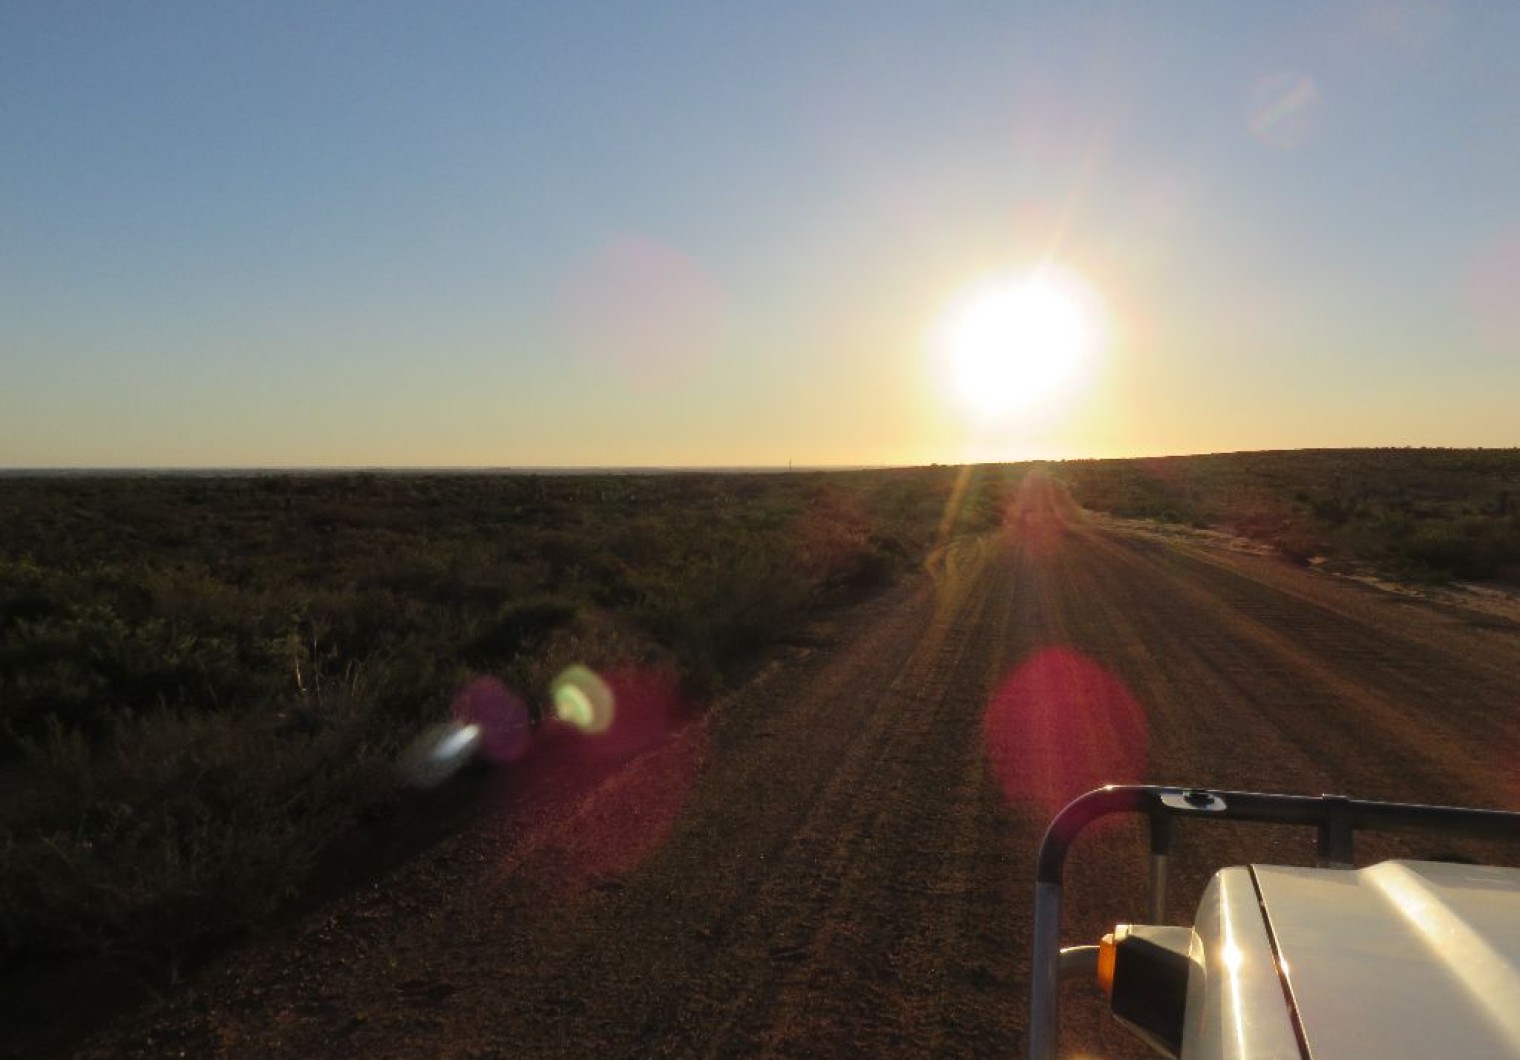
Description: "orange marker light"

(1098, 931), (1118, 1000)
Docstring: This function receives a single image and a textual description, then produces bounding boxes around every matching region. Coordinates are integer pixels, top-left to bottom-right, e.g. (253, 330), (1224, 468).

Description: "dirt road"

(71, 477), (1520, 1058)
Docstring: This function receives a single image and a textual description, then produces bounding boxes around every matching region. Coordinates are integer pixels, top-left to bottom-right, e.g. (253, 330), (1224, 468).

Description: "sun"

(933, 265), (1105, 422)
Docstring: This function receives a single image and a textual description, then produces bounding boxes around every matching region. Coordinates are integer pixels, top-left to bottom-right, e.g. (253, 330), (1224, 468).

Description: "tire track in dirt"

(1080, 526), (1518, 808)
(67, 479), (1520, 1060)
(710, 539), (1024, 1058)
(464, 574), (966, 1059)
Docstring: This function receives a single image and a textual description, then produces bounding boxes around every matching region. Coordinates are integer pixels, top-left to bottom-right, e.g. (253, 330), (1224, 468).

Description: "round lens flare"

(933, 266), (1105, 422)
(552, 665), (615, 735)
(399, 721), (483, 788)
(453, 675), (532, 763)
(982, 646), (1146, 822)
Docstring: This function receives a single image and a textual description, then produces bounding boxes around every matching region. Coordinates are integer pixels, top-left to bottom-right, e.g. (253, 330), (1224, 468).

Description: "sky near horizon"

(4, 2), (1518, 468)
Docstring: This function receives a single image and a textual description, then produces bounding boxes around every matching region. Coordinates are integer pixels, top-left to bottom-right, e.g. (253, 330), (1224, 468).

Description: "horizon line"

(3, 445), (1517, 477)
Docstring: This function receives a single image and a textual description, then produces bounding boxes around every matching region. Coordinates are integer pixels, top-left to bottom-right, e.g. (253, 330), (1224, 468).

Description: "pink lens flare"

(514, 666), (707, 889)
(452, 675), (532, 764)
(1003, 473), (1081, 558)
(558, 234), (726, 390)
(1360, 0), (1452, 48)
(1467, 232), (1520, 357)
(982, 646), (1148, 822)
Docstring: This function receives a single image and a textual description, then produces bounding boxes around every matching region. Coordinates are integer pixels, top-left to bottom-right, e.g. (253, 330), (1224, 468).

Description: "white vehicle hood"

(1253, 859), (1520, 1059)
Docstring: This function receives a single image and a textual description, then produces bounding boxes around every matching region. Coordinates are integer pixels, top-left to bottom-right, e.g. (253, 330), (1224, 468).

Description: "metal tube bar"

(1027, 785), (1520, 1059)
(1148, 811), (1174, 923)
(1028, 881), (1064, 1060)
(1148, 853), (1169, 924)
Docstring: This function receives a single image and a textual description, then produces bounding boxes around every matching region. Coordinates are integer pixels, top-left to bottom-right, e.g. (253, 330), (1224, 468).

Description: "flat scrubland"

(1058, 447), (1520, 580)
(0, 466), (1015, 1002)
(44, 462), (1520, 1060)
(5, 450), (1519, 1057)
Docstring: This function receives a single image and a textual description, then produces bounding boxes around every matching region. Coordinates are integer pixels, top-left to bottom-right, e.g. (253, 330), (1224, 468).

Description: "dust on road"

(71, 476), (1520, 1059)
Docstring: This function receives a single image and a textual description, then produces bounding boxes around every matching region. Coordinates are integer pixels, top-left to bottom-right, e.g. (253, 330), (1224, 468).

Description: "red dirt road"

(71, 479), (1520, 1058)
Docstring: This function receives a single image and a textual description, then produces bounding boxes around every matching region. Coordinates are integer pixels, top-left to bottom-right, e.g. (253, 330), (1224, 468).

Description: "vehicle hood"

(1253, 859), (1520, 1059)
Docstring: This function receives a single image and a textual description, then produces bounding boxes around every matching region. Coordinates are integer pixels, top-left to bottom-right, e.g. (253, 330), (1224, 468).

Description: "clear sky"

(4, 1), (1518, 468)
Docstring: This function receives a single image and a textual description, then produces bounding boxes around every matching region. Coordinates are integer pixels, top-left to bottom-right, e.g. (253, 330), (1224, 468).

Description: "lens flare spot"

(1250, 71), (1320, 149)
(1467, 232), (1520, 356)
(453, 675), (532, 763)
(982, 646), (1147, 821)
(399, 721), (482, 788)
(557, 235), (726, 390)
(1361, 0), (1452, 48)
(508, 667), (707, 889)
(1003, 472), (1082, 558)
(552, 665), (615, 735)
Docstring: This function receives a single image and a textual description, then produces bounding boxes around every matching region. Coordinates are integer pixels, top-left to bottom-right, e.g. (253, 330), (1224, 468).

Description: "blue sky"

(4, 1), (1517, 467)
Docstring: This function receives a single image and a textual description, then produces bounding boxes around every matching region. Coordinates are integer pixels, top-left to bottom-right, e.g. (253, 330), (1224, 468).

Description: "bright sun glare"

(934, 265), (1105, 422)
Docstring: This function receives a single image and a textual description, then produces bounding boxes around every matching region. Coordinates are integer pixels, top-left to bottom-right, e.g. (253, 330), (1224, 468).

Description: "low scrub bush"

(0, 465), (1020, 992)
(1059, 449), (1520, 582)
(1, 694), (398, 980)
(1396, 515), (1520, 580)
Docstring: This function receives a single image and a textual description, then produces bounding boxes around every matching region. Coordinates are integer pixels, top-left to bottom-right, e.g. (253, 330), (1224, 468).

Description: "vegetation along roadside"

(0, 464), (1018, 1012)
